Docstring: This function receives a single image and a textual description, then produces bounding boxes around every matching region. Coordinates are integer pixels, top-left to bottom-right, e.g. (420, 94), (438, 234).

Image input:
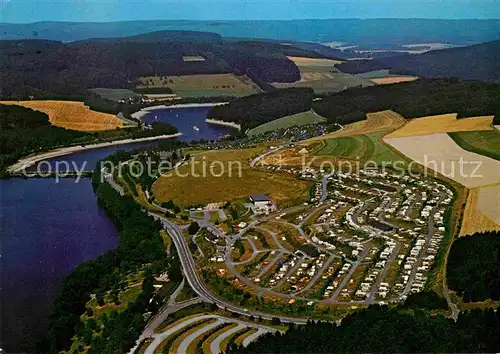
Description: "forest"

(43, 161), (180, 352)
(313, 79), (500, 124)
(447, 230), (500, 302)
(230, 305), (500, 353)
(335, 39), (500, 82)
(207, 88), (314, 130)
(0, 32), (318, 99)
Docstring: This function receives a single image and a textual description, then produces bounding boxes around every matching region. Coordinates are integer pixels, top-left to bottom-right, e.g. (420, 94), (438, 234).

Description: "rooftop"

(250, 194), (271, 202)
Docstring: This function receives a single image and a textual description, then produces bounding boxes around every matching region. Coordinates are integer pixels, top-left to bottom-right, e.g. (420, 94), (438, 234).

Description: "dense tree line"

(493, 113), (500, 125)
(230, 305), (500, 353)
(207, 88), (314, 130)
(0, 32), (317, 99)
(314, 79), (500, 124)
(335, 40), (500, 82)
(447, 230), (500, 302)
(44, 165), (169, 352)
(0, 104), (87, 175)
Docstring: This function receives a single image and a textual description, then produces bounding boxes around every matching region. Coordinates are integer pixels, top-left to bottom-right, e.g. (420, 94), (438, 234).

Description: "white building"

(249, 194), (276, 214)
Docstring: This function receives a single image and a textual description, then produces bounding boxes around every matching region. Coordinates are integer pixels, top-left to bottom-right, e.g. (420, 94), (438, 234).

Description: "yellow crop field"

(0, 100), (123, 131)
(286, 56), (343, 67)
(307, 110), (406, 142)
(137, 73), (261, 97)
(385, 113), (495, 138)
(273, 56), (374, 93)
(384, 133), (500, 188)
(371, 76), (419, 85)
(460, 184), (500, 236)
(152, 148), (311, 207)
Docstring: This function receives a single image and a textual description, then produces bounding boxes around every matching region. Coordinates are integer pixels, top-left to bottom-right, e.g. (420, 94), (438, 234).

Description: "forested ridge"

(335, 39), (500, 82)
(314, 79), (500, 124)
(42, 161), (181, 352)
(207, 79), (500, 131)
(447, 231), (500, 302)
(230, 305), (500, 353)
(0, 31), (328, 99)
(207, 88), (314, 130)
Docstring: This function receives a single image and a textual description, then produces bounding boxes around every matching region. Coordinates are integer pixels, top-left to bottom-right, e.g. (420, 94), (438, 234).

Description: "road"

(152, 213), (312, 324)
(249, 145), (285, 168)
(142, 314), (274, 354)
(401, 191), (446, 297)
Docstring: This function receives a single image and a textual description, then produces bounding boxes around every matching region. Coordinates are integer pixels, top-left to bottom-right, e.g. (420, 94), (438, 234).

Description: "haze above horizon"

(1, 0), (499, 23)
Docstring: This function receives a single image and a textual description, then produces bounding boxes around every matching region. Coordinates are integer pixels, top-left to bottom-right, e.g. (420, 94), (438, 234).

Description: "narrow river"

(0, 106), (229, 352)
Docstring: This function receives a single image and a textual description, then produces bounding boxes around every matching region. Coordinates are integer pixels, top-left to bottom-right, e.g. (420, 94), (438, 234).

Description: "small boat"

(193, 125), (200, 131)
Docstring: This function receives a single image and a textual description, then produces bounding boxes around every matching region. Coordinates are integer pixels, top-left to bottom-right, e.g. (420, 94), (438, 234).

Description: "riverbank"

(131, 102), (229, 120)
(205, 118), (241, 131)
(8, 133), (182, 173)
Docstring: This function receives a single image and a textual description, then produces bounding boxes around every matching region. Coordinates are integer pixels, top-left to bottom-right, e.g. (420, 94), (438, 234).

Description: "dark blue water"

(143, 106), (230, 142)
(1, 178), (118, 352)
(1, 106), (226, 352)
(37, 106), (229, 172)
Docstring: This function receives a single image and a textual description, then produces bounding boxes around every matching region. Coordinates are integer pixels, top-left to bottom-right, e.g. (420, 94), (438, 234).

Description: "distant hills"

(1, 31), (328, 98)
(1, 28), (500, 100)
(336, 40), (500, 82)
(1, 19), (499, 48)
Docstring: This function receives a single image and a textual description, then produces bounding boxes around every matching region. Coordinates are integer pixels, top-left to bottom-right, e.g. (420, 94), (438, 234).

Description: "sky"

(1, 0), (500, 23)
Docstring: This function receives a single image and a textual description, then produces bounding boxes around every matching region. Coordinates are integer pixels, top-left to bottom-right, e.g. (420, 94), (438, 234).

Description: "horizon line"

(3, 17), (500, 25)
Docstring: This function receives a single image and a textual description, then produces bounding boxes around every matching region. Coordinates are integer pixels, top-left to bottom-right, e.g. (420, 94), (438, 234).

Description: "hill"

(313, 79), (500, 124)
(0, 31), (332, 99)
(207, 88), (314, 131)
(1, 19), (499, 47)
(336, 40), (500, 82)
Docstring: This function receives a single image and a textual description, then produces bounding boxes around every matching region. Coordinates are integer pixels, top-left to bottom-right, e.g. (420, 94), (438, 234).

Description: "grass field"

(273, 56), (374, 94)
(152, 148), (312, 207)
(89, 88), (141, 101)
(137, 74), (261, 98)
(460, 185), (500, 236)
(385, 113), (495, 138)
(449, 130), (500, 161)
(247, 110), (327, 136)
(384, 133), (500, 188)
(315, 130), (408, 165)
(0, 100), (124, 131)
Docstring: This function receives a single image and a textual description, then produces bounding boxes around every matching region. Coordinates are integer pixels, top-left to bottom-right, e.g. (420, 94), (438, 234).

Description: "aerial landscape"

(1, 0), (500, 353)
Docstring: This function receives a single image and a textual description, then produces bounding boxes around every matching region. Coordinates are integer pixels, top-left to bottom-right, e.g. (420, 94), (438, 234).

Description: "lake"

(37, 106), (229, 172)
(1, 105), (225, 352)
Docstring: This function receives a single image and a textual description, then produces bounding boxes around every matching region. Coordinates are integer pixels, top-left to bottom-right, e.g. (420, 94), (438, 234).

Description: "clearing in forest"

(460, 184), (500, 236)
(137, 74), (261, 98)
(370, 76), (419, 85)
(385, 113), (495, 139)
(0, 100), (124, 131)
(273, 56), (374, 94)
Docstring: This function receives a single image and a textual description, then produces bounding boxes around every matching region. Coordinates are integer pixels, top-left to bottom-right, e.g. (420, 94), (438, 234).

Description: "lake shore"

(205, 118), (241, 131)
(8, 133), (182, 173)
(131, 102), (229, 120)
